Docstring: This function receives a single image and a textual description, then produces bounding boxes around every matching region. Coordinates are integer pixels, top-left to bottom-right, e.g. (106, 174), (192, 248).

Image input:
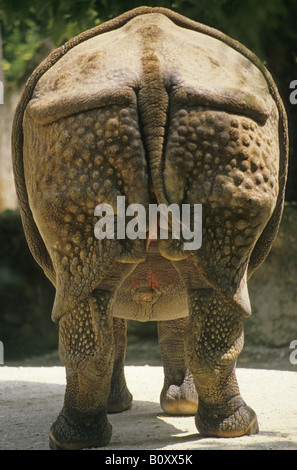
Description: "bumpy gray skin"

(12, 7), (288, 450)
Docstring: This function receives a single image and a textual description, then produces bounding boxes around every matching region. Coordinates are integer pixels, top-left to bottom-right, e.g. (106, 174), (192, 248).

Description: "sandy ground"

(0, 364), (297, 451)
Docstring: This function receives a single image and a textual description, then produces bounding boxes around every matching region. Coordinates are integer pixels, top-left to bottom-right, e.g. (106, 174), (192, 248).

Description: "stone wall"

(0, 211), (57, 360)
(247, 203), (297, 347)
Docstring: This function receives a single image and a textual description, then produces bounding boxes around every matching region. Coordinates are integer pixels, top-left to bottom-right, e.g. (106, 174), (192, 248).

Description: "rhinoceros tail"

(137, 29), (170, 205)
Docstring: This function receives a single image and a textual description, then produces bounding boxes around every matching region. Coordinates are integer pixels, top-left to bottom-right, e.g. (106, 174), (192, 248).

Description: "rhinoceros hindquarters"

(164, 105), (279, 316)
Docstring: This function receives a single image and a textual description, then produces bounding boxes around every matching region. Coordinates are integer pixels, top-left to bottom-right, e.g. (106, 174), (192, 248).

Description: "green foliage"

(1, 0), (296, 198)
(0, 0), (103, 84)
(1, 0), (296, 87)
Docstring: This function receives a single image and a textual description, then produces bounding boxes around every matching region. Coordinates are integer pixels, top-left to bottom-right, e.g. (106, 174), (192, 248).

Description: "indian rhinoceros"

(12, 6), (288, 449)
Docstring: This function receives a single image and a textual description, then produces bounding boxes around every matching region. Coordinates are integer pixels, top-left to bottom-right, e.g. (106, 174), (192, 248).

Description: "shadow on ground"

(1, 365), (297, 450)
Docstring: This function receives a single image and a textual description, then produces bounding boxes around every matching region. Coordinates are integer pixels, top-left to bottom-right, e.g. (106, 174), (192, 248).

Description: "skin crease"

(12, 7), (288, 450)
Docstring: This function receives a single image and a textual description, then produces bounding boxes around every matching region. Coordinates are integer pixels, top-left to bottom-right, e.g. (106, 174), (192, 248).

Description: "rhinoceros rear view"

(12, 6), (288, 449)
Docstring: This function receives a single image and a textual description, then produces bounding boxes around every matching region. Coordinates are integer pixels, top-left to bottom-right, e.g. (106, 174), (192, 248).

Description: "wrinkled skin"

(12, 7), (288, 449)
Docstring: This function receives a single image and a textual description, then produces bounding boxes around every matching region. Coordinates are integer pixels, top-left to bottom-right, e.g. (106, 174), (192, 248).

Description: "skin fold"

(12, 7), (288, 450)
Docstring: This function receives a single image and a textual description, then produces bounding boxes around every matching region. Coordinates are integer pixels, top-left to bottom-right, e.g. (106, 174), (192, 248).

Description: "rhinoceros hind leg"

(158, 319), (198, 416)
(107, 318), (133, 413)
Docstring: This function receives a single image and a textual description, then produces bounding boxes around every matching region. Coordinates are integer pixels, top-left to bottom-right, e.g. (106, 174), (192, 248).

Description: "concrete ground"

(0, 364), (297, 450)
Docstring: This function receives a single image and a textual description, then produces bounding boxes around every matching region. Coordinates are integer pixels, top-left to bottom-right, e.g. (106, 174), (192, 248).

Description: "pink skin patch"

(147, 268), (159, 289)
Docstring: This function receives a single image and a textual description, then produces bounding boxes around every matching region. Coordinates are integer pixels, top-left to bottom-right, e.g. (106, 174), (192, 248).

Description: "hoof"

(160, 383), (198, 416)
(49, 413), (112, 450)
(196, 399), (259, 438)
(107, 396), (133, 414)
